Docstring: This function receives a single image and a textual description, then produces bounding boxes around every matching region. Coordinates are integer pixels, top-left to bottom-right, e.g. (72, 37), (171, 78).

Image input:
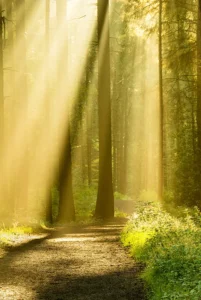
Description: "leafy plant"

(121, 203), (201, 300)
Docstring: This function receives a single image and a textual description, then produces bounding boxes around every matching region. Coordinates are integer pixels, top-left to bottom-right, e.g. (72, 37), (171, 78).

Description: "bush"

(121, 204), (201, 299)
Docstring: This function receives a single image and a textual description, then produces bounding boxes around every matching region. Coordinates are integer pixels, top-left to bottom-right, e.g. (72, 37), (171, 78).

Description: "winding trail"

(0, 223), (146, 300)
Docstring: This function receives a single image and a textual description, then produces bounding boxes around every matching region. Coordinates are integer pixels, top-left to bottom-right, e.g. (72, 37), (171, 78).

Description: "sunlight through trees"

(0, 0), (200, 223)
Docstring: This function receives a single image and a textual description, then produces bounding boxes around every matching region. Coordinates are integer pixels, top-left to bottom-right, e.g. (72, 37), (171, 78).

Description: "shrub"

(121, 204), (201, 300)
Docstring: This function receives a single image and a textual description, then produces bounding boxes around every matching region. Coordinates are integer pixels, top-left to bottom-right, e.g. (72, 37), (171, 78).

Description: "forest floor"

(0, 221), (147, 300)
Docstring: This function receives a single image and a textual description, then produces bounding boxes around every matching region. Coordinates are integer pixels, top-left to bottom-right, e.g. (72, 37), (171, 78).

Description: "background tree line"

(0, 0), (200, 224)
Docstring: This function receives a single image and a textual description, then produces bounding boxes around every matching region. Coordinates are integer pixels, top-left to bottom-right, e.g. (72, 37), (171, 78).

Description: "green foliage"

(162, 0), (199, 208)
(114, 209), (128, 218)
(121, 204), (201, 300)
(114, 191), (132, 200)
(74, 185), (97, 221)
(2, 226), (33, 235)
(0, 226), (34, 247)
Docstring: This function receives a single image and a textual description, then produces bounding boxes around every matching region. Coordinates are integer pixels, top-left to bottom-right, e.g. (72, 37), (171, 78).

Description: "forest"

(0, 0), (200, 299)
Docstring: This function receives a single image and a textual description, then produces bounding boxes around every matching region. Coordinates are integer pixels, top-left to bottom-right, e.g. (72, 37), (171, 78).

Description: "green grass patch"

(121, 203), (201, 300)
(0, 225), (41, 248)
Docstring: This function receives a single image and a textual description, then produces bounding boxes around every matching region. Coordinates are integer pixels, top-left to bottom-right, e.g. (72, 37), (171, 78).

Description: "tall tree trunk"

(112, 69), (118, 192)
(45, 0), (53, 223)
(0, 0), (3, 145)
(95, 0), (114, 219)
(158, 0), (164, 200)
(86, 57), (92, 187)
(118, 95), (124, 193)
(80, 118), (86, 184)
(0, 0), (4, 213)
(197, 0), (201, 208)
(57, 0), (75, 222)
(5, 0), (15, 214)
(86, 104), (92, 187)
(58, 126), (75, 222)
(122, 87), (129, 195)
(15, 0), (28, 215)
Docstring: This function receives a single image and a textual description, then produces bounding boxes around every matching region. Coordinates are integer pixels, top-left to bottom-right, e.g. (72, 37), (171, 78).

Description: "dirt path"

(0, 223), (146, 300)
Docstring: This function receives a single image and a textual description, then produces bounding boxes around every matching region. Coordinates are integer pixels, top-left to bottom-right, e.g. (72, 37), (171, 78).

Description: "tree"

(85, 46), (97, 187)
(158, 0), (163, 200)
(0, 1), (3, 141)
(57, 0), (75, 222)
(162, 0), (198, 206)
(0, 0), (4, 214)
(95, 0), (114, 219)
(197, 0), (201, 208)
(4, 0), (15, 215)
(15, 0), (29, 214)
(45, 0), (53, 223)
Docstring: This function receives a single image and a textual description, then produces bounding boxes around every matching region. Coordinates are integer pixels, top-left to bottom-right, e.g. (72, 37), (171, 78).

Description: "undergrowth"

(74, 186), (128, 222)
(121, 202), (201, 300)
(74, 186), (97, 221)
(0, 225), (35, 247)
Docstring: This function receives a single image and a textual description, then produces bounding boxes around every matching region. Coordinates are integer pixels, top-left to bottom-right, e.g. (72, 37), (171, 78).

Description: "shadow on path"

(0, 223), (147, 300)
(38, 268), (146, 300)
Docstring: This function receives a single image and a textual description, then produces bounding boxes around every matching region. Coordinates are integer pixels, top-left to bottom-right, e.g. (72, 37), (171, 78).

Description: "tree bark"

(158, 0), (164, 200)
(57, 0), (75, 222)
(15, 0), (29, 214)
(95, 0), (114, 219)
(197, 0), (201, 208)
(0, 0), (4, 213)
(86, 57), (92, 187)
(45, 0), (53, 223)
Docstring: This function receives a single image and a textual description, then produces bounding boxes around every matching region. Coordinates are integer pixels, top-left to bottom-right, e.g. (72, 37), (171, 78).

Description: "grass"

(0, 221), (50, 248)
(0, 225), (34, 247)
(121, 202), (201, 300)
